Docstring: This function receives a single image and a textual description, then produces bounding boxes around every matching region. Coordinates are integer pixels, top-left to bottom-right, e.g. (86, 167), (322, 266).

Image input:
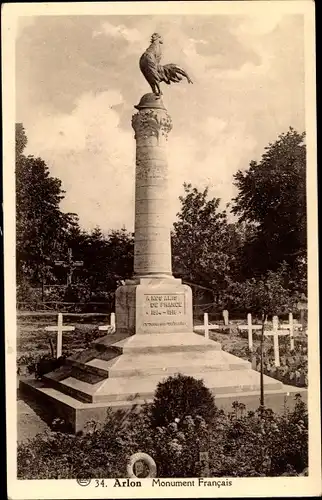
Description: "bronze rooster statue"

(139, 33), (193, 96)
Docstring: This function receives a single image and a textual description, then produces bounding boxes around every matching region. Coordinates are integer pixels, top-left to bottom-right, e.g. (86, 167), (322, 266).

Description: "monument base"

(115, 278), (193, 335)
(19, 330), (307, 432)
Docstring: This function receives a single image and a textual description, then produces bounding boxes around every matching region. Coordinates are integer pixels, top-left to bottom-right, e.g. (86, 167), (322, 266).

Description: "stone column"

(115, 93), (193, 336)
(132, 94), (173, 278)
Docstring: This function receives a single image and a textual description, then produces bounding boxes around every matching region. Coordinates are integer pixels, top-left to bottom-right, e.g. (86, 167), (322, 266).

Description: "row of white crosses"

(194, 309), (233, 337)
(45, 312), (116, 359)
(200, 312), (304, 368)
(237, 313), (303, 367)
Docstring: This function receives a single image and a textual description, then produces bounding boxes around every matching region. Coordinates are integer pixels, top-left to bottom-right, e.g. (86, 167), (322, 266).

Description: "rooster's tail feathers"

(161, 64), (193, 84)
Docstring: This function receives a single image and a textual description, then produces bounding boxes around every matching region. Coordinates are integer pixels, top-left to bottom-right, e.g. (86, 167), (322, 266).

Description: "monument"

(116, 32), (194, 336)
(116, 93), (193, 337)
(21, 34), (306, 431)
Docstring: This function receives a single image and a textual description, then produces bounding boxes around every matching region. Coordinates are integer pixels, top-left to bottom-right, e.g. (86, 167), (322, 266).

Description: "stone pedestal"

(116, 278), (193, 335)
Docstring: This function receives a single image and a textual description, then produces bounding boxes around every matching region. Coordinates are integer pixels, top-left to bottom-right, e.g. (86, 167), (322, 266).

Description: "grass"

(17, 314), (109, 374)
(17, 314), (307, 386)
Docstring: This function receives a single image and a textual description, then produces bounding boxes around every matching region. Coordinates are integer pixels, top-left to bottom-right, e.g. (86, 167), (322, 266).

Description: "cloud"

(25, 90), (135, 231)
(26, 90), (124, 151)
(234, 14), (285, 37)
(188, 37), (208, 45)
(93, 21), (142, 43)
(166, 120), (257, 225)
(24, 89), (257, 232)
(17, 15), (305, 233)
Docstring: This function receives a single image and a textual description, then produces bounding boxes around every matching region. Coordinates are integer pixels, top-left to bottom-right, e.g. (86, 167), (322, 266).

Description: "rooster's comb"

(151, 33), (162, 42)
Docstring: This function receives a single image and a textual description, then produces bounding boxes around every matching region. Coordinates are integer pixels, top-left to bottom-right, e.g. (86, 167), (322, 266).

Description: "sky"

(16, 13), (305, 233)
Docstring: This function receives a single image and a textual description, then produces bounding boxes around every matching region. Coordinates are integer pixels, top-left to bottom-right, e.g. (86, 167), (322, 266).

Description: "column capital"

(132, 95), (172, 142)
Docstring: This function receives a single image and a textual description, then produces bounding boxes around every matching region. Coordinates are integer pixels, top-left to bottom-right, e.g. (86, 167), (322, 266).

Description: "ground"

(16, 314), (308, 442)
(17, 398), (51, 442)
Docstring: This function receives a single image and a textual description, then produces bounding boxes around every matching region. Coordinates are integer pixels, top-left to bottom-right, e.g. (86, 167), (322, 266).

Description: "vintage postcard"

(3, 1), (321, 498)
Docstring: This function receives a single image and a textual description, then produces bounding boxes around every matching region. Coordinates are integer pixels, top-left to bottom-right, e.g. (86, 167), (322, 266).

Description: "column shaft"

(132, 99), (173, 277)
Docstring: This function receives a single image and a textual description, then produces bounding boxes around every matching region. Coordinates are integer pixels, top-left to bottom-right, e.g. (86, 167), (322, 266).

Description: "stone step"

(67, 360), (109, 382)
(46, 358), (282, 402)
(96, 347), (124, 361)
(86, 358), (116, 372)
(108, 350), (250, 378)
(51, 376), (105, 403)
(19, 377), (307, 433)
(95, 333), (222, 355)
(67, 348), (102, 364)
(43, 367), (282, 405)
(47, 350), (242, 389)
(43, 365), (72, 382)
(92, 370), (283, 403)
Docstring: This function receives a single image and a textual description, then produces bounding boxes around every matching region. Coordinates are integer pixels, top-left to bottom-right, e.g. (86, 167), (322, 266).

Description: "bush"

(17, 394), (308, 479)
(149, 373), (217, 428)
(17, 353), (74, 378)
(35, 355), (67, 379)
(17, 409), (152, 479)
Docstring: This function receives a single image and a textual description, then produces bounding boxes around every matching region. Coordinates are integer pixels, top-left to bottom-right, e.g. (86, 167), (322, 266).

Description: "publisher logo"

(76, 478), (91, 487)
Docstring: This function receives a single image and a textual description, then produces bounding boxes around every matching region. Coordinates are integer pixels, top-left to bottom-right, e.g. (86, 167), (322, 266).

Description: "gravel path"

(17, 398), (51, 444)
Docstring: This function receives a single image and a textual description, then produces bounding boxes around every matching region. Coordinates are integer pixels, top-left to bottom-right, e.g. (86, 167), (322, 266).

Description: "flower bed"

(223, 337), (308, 388)
(17, 393), (308, 479)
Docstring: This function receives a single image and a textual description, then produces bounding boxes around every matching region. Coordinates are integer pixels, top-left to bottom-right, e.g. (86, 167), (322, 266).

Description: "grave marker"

(281, 313), (302, 350)
(194, 314), (219, 335)
(223, 309), (229, 326)
(204, 313), (209, 339)
(288, 312), (295, 350)
(196, 451), (210, 476)
(297, 299), (307, 329)
(237, 313), (262, 351)
(45, 313), (75, 358)
(54, 248), (84, 286)
(264, 316), (289, 367)
(98, 312), (116, 334)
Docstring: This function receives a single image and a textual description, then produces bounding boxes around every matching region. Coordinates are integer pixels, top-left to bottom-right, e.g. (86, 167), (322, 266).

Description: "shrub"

(17, 352), (75, 377)
(35, 355), (67, 379)
(17, 395), (308, 479)
(149, 373), (217, 428)
(17, 409), (152, 479)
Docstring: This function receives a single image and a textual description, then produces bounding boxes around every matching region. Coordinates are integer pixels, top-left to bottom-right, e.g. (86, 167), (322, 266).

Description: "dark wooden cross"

(196, 451), (210, 476)
(54, 248), (84, 286)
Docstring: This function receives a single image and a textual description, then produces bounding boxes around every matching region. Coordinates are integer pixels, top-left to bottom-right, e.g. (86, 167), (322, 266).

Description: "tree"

(232, 128), (306, 290)
(172, 183), (242, 303)
(16, 123), (77, 290)
(227, 265), (301, 407)
(105, 228), (134, 286)
(71, 227), (134, 300)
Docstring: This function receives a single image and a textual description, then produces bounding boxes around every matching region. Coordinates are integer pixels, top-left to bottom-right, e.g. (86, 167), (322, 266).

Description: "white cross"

(204, 313), (209, 339)
(45, 313), (75, 358)
(237, 313), (262, 351)
(264, 316), (289, 367)
(223, 309), (229, 326)
(194, 313), (219, 337)
(98, 312), (116, 334)
(280, 313), (303, 350)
